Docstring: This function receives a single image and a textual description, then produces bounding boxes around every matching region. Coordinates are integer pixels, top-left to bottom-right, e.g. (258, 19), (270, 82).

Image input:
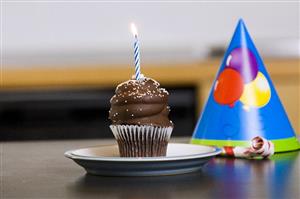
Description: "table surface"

(1, 138), (299, 199)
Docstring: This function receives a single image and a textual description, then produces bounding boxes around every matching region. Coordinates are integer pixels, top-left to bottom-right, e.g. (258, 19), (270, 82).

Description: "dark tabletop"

(1, 139), (299, 199)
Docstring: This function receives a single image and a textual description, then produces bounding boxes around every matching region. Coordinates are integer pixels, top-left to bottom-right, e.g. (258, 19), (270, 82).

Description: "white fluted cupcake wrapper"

(110, 125), (173, 157)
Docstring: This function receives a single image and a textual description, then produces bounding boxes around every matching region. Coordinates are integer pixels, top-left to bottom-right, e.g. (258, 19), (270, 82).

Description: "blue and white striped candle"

(131, 23), (141, 80)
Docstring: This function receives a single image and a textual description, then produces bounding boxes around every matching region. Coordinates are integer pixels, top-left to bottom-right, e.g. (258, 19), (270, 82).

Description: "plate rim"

(64, 143), (222, 162)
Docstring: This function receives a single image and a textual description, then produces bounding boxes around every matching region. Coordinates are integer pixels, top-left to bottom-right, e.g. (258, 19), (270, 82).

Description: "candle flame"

(131, 23), (138, 36)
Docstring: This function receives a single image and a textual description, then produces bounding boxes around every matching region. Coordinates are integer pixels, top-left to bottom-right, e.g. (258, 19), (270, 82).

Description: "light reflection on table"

(2, 140), (299, 199)
(67, 151), (299, 199)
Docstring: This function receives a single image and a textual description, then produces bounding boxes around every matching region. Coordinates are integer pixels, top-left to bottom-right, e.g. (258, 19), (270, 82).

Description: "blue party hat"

(191, 19), (300, 152)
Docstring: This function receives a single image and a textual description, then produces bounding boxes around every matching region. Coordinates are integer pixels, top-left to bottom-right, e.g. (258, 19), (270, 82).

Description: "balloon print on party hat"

(191, 19), (300, 153)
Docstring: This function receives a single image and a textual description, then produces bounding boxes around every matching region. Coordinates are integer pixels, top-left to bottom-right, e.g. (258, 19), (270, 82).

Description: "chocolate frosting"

(109, 77), (173, 127)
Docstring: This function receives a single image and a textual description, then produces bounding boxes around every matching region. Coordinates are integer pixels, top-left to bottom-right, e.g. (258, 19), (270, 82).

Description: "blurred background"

(1, 2), (299, 140)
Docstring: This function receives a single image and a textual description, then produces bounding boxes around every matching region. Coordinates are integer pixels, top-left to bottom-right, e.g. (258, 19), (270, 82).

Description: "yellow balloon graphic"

(240, 72), (271, 108)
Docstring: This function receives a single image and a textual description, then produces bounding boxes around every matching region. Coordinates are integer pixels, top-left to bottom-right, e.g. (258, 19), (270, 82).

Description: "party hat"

(191, 19), (300, 153)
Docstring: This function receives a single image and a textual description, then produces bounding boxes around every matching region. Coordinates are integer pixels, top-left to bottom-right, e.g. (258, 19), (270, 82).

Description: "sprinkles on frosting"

(109, 76), (173, 127)
(112, 77), (169, 105)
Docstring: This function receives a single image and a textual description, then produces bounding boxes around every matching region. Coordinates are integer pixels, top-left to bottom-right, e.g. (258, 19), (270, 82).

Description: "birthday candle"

(131, 23), (141, 80)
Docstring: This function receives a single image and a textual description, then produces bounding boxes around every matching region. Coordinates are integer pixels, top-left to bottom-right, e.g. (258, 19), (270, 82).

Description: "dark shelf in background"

(0, 86), (197, 141)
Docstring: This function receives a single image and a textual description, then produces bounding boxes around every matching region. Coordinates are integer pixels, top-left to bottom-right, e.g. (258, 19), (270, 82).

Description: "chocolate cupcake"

(109, 77), (173, 157)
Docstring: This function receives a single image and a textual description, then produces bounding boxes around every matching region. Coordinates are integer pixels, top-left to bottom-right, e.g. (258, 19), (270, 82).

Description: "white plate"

(65, 143), (221, 176)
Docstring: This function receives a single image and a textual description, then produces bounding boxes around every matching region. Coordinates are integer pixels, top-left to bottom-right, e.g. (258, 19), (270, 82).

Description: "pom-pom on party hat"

(191, 19), (300, 153)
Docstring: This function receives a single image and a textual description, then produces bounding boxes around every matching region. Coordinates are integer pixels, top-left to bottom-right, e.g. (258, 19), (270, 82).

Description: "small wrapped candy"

(222, 136), (274, 159)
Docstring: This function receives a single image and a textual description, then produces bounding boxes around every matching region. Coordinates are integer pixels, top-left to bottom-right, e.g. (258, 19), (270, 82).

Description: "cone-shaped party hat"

(191, 19), (300, 153)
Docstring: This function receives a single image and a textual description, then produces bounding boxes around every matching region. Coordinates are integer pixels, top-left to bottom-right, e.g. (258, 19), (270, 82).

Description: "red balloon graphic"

(213, 68), (244, 107)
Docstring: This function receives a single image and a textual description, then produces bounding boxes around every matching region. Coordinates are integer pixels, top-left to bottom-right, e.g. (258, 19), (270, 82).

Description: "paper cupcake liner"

(110, 125), (173, 157)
